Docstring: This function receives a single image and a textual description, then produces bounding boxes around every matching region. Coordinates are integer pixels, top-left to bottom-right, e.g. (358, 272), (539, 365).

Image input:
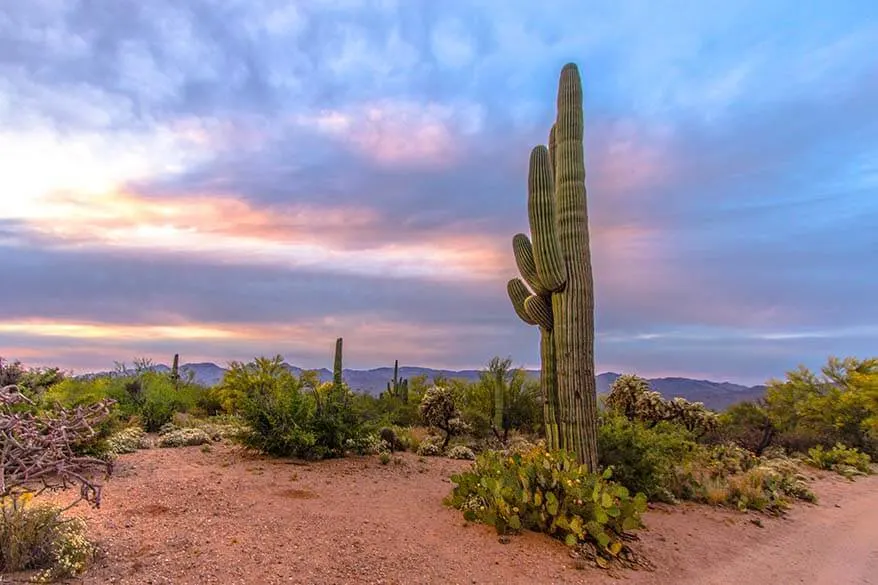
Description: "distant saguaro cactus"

(170, 353), (180, 388)
(506, 63), (599, 470)
(333, 338), (343, 389)
(386, 360), (409, 403)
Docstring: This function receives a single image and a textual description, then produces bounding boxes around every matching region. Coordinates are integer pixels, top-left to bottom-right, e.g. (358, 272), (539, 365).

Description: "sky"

(1, 0), (876, 385)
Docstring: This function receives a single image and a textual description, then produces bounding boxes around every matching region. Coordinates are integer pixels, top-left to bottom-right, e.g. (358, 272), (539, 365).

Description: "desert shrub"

(395, 426), (428, 452)
(674, 448), (815, 513)
(157, 422), (178, 435)
(764, 356), (878, 456)
(238, 381), (316, 457)
(234, 356), (367, 459)
(454, 358), (542, 440)
(446, 447), (647, 561)
(416, 436), (444, 457)
(0, 359), (65, 401)
(105, 426), (151, 455)
(157, 427), (211, 448)
(378, 427), (404, 452)
(597, 414), (700, 502)
(344, 432), (383, 455)
(166, 413), (246, 441)
(41, 370), (210, 434)
(807, 443), (872, 477)
(308, 381), (367, 458)
(0, 494), (95, 581)
(500, 435), (539, 457)
(420, 386), (468, 448)
(447, 445), (475, 460)
(717, 401), (775, 455)
(137, 373), (207, 432)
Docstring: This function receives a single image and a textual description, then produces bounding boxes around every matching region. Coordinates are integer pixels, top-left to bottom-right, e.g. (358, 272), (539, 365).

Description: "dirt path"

(629, 472), (878, 585)
(9, 444), (877, 584)
(670, 472), (878, 585)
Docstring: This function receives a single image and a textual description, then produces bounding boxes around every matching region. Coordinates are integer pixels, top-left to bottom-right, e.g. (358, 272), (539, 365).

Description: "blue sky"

(0, 0), (876, 385)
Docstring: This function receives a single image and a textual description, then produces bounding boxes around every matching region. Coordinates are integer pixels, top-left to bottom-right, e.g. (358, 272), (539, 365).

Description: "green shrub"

(233, 357), (368, 460)
(0, 494), (95, 581)
(446, 447), (647, 560)
(238, 383), (317, 457)
(597, 414), (700, 502)
(764, 357), (878, 457)
(807, 443), (872, 476)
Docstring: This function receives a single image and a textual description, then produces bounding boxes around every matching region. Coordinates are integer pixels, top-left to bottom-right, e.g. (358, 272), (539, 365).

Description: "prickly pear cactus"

(506, 63), (599, 469)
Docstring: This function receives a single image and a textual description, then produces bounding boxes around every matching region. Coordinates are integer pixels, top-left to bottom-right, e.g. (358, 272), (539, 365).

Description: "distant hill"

(79, 362), (765, 411)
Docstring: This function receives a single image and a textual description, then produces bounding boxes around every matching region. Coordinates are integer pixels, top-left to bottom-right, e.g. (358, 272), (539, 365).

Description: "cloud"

(1, 0), (876, 384)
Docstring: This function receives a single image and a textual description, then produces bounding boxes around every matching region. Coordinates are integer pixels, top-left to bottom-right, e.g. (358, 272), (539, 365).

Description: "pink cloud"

(295, 100), (484, 168)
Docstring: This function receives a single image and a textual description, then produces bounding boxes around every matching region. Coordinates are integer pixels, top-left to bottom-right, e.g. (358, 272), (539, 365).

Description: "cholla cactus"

(605, 374), (652, 419)
(606, 374), (716, 434)
(667, 397), (718, 436)
(419, 386), (467, 448)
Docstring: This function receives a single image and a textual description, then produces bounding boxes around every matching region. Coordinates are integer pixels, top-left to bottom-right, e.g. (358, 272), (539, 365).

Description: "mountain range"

(96, 362), (765, 411)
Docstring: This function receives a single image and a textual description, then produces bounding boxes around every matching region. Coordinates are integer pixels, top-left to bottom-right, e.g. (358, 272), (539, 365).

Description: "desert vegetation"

(2, 343), (876, 581)
(1, 63), (875, 582)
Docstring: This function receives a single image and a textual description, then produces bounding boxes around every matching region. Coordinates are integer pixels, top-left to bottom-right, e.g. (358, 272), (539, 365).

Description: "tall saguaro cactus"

(506, 63), (599, 470)
(333, 337), (344, 389)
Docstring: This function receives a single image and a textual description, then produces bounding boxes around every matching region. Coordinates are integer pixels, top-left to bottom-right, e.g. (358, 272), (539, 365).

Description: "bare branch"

(1, 384), (114, 507)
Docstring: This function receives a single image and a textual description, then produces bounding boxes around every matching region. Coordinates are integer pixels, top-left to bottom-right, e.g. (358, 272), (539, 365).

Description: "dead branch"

(1, 384), (114, 507)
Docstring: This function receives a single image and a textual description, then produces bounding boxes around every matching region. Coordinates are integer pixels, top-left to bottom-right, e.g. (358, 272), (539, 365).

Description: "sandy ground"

(6, 443), (877, 585)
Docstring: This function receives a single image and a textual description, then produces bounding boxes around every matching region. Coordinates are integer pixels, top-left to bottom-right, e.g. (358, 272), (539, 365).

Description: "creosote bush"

(446, 446), (647, 562)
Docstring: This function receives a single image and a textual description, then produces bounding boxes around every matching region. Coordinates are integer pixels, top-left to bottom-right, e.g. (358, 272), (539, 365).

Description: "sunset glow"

(1, 1), (875, 384)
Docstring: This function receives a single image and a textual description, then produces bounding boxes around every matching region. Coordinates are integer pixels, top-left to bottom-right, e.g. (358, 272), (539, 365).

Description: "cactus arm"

(507, 278), (537, 325)
(527, 145), (566, 292)
(524, 295), (553, 330)
(512, 234), (549, 296)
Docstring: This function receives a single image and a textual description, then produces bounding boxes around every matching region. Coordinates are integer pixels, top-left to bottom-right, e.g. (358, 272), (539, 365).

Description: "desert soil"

(7, 443), (878, 585)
